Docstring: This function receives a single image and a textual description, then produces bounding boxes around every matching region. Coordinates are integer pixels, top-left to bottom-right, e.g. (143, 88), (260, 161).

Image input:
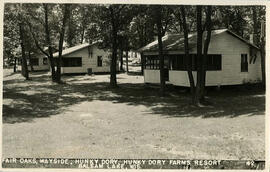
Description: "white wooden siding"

(144, 70), (160, 83)
(143, 31), (262, 86)
(61, 44), (111, 74)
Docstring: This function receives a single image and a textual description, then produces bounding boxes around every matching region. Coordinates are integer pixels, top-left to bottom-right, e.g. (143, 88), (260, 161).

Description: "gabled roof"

(138, 29), (259, 53)
(53, 42), (98, 57)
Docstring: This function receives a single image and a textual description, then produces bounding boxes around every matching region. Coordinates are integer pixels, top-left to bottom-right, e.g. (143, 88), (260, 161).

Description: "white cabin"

(27, 56), (49, 71)
(53, 42), (114, 74)
(139, 29), (262, 87)
(18, 56), (49, 71)
(18, 47), (56, 71)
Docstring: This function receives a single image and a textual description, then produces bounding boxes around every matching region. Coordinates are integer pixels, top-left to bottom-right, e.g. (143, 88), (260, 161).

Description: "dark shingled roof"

(138, 29), (259, 52)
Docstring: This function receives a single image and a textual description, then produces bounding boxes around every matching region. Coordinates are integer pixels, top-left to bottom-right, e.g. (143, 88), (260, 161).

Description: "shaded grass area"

(3, 73), (265, 124)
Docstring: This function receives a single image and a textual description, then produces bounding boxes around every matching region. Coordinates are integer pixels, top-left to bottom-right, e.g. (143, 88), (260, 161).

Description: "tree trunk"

(260, 37), (265, 87)
(80, 26), (85, 44)
(28, 50), (34, 72)
(252, 7), (258, 45)
(13, 58), (17, 73)
(194, 6), (203, 105)
(180, 6), (195, 103)
(110, 6), (118, 88)
(19, 21), (29, 80)
(56, 4), (70, 83)
(201, 6), (212, 102)
(140, 40), (145, 75)
(155, 6), (165, 96)
(44, 4), (57, 82)
(126, 50), (129, 73)
(120, 49), (124, 71)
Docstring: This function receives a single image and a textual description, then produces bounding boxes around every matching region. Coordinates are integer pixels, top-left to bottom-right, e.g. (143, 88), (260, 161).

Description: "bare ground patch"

(2, 70), (265, 159)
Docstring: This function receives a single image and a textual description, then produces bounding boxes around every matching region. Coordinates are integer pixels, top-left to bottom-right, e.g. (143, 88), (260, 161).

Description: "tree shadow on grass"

(3, 74), (265, 124)
(3, 71), (21, 78)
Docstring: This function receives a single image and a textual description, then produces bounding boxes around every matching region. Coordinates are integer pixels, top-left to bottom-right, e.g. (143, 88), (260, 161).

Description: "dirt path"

(3, 101), (264, 159)
(2, 70), (265, 159)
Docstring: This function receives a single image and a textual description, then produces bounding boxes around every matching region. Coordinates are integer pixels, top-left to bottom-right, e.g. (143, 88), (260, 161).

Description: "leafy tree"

(200, 6), (212, 102)
(55, 4), (71, 83)
(92, 4), (135, 87)
(179, 6), (196, 102)
(27, 3), (71, 83)
(153, 5), (165, 95)
(3, 4), (20, 72)
(150, 5), (174, 95)
(128, 6), (156, 74)
(194, 6), (203, 105)
(18, 5), (29, 80)
(66, 5), (93, 46)
(4, 3), (32, 77)
(26, 4), (58, 81)
(251, 6), (266, 87)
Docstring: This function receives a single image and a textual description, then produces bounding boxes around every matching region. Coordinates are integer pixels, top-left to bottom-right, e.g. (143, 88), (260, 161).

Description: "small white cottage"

(19, 47), (57, 71)
(27, 55), (49, 71)
(53, 42), (113, 74)
(138, 29), (262, 87)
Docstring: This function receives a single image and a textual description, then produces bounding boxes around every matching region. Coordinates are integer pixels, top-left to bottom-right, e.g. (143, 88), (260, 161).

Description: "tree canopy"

(4, 4), (265, 89)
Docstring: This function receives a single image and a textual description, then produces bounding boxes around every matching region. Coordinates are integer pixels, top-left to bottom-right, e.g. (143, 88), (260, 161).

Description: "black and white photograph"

(2, 2), (266, 169)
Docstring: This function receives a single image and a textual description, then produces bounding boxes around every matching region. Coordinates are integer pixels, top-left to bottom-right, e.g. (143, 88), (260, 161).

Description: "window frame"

(241, 54), (248, 72)
(144, 55), (160, 70)
(30, 58), (39, 66)
(43, 58), (48, 65)
(62, 57), (82, 67)
(206, 54), (222, 71)
(97, 56), (103, 67)
(167, 54), (222, 71)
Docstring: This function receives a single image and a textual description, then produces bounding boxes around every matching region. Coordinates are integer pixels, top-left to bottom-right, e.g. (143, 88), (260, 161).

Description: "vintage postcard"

(1, 0), (268, 170)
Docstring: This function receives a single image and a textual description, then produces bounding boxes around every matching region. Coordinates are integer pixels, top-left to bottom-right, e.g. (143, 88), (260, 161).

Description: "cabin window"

(43, 58), (48, 65)
(97, 56), (102, 67)
(171, 54), (197, 71)
(191, 55), (197, 71)
(144, 55), (159, 69)
(241, 54), (248, 72)
(30, 58), (39, 66)
(206, 55), (222, 71)
(62, 57), (82, 67)
(171, 55), (186, 70)
(170, 54), (221, 71)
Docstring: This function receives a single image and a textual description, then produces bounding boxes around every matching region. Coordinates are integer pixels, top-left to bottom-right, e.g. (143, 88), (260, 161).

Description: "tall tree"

(129, 7), (156, 74)
(66, 5), (92, 46)
(260, 23), (265, 87)
(154, 5), (165, 95)
(194, 6), (213, 105)
(180, 6), (196, 103)
(27, 4), (57, 81)
(109, 5), (119, 87)
(194, 6), (203, 105)
(252, 6), (266, 87)
(55, 4), (71, 83)
(27, 3), (71, 83)
(4, 4), (21, 72)
(19, 16), (29, 79)
(151, 5), (173, 95)
(200, 6), (212, 102)
(18, 4), (29, 80)
(93, 4), (136, 87)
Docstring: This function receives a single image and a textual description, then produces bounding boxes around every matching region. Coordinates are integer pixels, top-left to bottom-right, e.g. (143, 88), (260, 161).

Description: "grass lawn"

(2, 69), (265, 159)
